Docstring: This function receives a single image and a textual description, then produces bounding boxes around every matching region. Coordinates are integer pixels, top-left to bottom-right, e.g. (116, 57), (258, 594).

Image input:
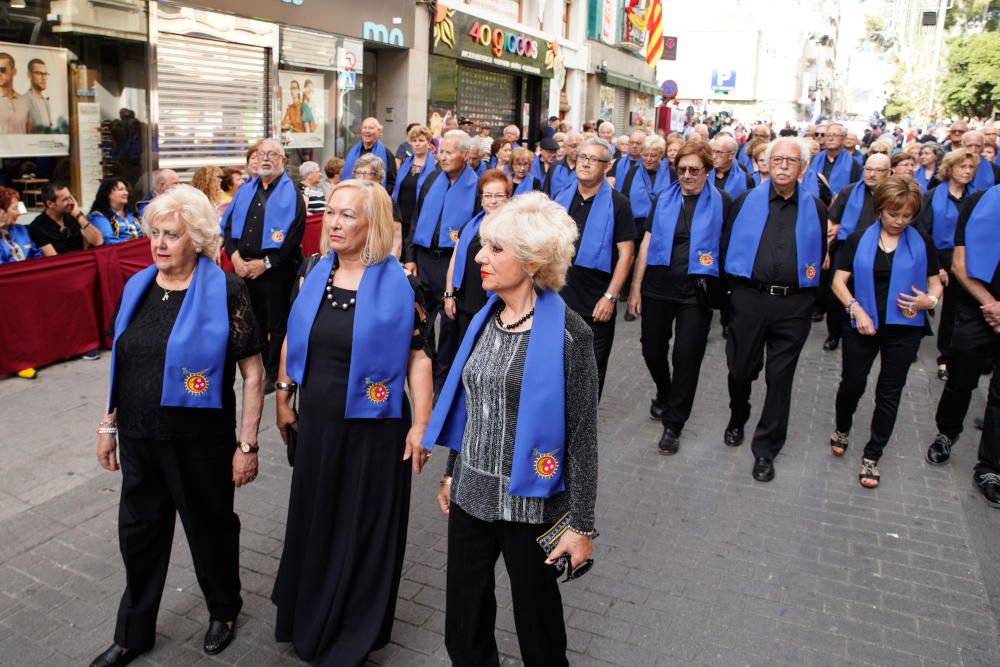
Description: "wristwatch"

(238, 441), (259, 454)
(263, 256), (272, 270)
(603, 292), (618, 303)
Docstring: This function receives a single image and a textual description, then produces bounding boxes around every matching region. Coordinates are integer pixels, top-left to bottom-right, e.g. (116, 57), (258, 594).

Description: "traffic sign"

(660, 79), (678, 100)
(711, 69), (736, 91)
(338, 70), (356, 91)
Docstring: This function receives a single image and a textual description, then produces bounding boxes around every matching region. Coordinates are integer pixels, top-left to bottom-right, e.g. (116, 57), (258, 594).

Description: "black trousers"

(445, 504), (567, 667)
(246, 267), (295, 383)
(726, 285), (814, 460)
(582, 313), (616, 400)
(936, 276), (959, 366)
(456, 308), (476, 346)
(415, 247), (459, 392)
(935, 304), (999, 441)
(835, 325), (923, 461)
(114, 436), (242, 652)
(640, 296), (712, 432)
(824, 242), (846, 340)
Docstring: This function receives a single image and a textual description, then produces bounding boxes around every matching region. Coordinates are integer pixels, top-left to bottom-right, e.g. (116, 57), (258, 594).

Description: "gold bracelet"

(439, 476), (452, 486)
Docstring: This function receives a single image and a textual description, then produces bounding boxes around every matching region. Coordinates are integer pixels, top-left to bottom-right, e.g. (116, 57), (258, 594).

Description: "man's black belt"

(746, 281), (799, 296)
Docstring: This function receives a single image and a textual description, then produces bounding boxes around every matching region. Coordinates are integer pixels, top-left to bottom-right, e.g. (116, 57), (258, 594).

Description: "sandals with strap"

(859, 459), (880, 488)
(830, 430), (849, 457)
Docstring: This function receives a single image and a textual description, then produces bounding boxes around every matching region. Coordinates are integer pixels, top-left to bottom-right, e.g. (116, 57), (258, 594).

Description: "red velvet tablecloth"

(0, 239), (151, 375)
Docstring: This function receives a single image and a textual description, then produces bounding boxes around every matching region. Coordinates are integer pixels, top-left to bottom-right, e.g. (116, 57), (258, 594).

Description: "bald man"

(802, 122), (862, 206)
(137, 169), (180, 217)
(961, 130), (1000, 191)
(342, 117), (397, 191)
(821, 153), (892, 350)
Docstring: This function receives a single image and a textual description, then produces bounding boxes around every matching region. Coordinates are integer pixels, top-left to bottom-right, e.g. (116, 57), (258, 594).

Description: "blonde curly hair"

(477, 192), (578, 291)
(190, 166), (223, 206)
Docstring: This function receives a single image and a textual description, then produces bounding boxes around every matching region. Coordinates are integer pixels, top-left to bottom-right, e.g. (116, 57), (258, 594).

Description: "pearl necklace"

(325, 273), (356, 310)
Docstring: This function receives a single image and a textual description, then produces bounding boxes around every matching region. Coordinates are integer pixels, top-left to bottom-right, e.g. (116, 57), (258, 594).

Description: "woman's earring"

(195, 246), (202, 254)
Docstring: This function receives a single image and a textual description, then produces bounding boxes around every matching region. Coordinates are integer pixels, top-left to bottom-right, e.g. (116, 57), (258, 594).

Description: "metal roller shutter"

(613, 88), (627, 133)
(457, 64), (518, 134)
(157, 33), (270, 172)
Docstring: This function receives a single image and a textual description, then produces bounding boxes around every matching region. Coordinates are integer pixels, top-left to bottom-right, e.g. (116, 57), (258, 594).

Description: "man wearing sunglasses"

(943, 120), (968, 153)
(722, 138), (828, 482)
(554, 137), (638, 398)
(0, 52), (31, 135)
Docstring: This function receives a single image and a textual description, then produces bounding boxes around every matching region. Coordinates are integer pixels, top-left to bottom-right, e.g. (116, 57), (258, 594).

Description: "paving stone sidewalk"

(1, 312), (999, 666)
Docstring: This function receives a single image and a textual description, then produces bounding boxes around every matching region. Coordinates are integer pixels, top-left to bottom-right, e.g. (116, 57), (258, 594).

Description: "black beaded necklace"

(495, 302), (534, 330)
(325, 270), (356, 310)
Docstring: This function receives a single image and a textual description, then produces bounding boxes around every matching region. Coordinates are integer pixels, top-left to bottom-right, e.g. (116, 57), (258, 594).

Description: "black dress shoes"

(811, 310), (825, 322)
(927, 433), (954, 465)
(649, 399), (664, 421)
(723, 426), (744, 447)
(823, 337), (839, 352)
(974, 470), (1000, 508)
(204, 619), (236, 655)
(90, 644), (142, 667)
(657, 427), (680, 455)
(752, 457), (775, 482)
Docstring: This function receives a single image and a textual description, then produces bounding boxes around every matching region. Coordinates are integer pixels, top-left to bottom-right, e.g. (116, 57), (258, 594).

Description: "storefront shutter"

(157, 33), (270, 172)
(457, 64), (518, 135)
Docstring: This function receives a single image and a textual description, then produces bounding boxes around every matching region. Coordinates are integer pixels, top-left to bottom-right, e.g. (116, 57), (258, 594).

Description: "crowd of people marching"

(50, 110), (1000, 667)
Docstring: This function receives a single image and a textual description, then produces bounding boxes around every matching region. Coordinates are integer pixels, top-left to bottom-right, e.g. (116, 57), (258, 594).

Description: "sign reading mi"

(363, 21), (405, 47)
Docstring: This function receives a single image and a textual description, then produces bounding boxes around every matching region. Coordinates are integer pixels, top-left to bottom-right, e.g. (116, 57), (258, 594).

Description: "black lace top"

(113, 272), (264, 440)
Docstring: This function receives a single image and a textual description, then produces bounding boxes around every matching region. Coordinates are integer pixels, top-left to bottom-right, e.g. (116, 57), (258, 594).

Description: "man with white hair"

(553, 137), (637, 398)
(342, 117), (397, 191)
(820, 152), (892, 351)
(721, 137), (828, 482)
(983, 122), (1000, 165)
(137, 169), (180, 217)
(710, 134), (754, 199)
(690, 124), (709, 142)
(222, 138), (305, 391)
(544, 131), (582, 195)
(802, 122), (862, 206)
(597, 120), (617, 157)
(943, 120), (968, 152)
(844, 132), (863, 167)
(961, 130), (1000, 191)
(467, 138), (487, 176)
(406, 130), (480, 391)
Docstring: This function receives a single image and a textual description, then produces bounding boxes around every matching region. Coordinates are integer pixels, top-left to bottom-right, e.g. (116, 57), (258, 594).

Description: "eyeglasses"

(676, 166), (705, 175)
(258, 151), (282, 160)
(577, 154), (610, 165)
(815, 133), (826, 138)
(353, 170), (375, 178)
(864, 167), (890, 174)
(552, 554), (594, 582)
(770, 156), (802, 166)
(481, 193), (508, 202)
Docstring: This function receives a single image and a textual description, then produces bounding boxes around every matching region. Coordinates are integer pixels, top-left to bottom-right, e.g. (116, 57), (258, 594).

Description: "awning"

(602, 71), (660, 97)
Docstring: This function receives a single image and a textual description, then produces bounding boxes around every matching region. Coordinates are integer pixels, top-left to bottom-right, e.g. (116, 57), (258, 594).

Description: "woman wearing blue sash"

(830, 178), (941, 488)
(491, 138), (514, 172)
(915, 142), (941, 192)
(620, 134), (674, 234)
(915, 148), (977, 381)
(89, 178), (143, 245)
(0, 186), (40, 265)
(271, 180), (433, 667)
(628, 141), (729, 453)
(891, 151), (916, 181)
(91, 186), (265, 667)
(391, 124), (435, 237)
(444, 169), (512, 342)
(509, 147), (543, 196)
(427, 193), (598, 667)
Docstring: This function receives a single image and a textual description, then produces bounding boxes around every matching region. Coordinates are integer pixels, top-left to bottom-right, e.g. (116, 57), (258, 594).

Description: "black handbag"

(694, 275), (729, 310)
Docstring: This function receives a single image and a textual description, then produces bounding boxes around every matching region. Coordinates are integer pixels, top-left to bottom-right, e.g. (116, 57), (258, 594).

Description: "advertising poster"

(279, 70), (324, 149)
(0, 42), (70, 157)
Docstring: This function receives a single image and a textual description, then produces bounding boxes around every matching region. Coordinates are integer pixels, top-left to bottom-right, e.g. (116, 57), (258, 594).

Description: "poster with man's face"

(0, 41), (69, 157)
(279, 70), (324, 149)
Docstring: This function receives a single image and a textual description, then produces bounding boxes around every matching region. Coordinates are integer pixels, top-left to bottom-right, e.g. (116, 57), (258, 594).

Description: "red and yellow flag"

(645, 0), (663, 67)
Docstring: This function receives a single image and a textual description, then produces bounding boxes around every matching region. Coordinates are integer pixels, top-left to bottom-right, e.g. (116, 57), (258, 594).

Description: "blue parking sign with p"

(711, 69), (736, 90)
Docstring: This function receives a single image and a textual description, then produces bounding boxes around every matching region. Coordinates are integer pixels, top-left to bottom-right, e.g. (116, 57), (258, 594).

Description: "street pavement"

(1, 310), (1000, 666)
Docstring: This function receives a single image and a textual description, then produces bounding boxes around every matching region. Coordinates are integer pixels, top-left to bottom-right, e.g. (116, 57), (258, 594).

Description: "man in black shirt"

(722, 138), (828, 482)
(29, 182), (104, 255)
(557, 137), (638, 398)
(778, 122), (798, 138)
(223, 138), (305, 391)
(821, 153), (891, 350)
(926, 187), (1000, 507)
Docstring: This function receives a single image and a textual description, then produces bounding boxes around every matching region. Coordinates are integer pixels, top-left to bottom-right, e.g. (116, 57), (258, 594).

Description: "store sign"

(185, 0), (412, 45)
(432, 7), (553, 78)
(363, 21), (404, 47)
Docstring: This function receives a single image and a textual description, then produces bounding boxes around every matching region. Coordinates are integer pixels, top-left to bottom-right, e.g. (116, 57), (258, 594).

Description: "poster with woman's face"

(0, 41), (69, 157)
(279, 70), (324, 149)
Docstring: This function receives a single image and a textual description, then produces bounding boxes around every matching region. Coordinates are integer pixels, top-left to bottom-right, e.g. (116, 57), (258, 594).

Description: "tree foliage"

(945, 0), (1000, 32)
(940, 32), (1000, 118)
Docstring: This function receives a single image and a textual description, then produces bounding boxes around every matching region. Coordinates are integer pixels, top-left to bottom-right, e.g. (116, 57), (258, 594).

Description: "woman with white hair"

(353, 152), (405, 258)
(298, 161), (326, 214)
(272, 179), (433, 666)
(619, 134), (673, 234)
(91, 185), (265, 667)
(424, 192), (599, 667)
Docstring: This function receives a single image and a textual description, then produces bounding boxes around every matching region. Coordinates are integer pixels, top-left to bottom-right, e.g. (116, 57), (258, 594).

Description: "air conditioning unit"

(50, 0), (147, 41)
